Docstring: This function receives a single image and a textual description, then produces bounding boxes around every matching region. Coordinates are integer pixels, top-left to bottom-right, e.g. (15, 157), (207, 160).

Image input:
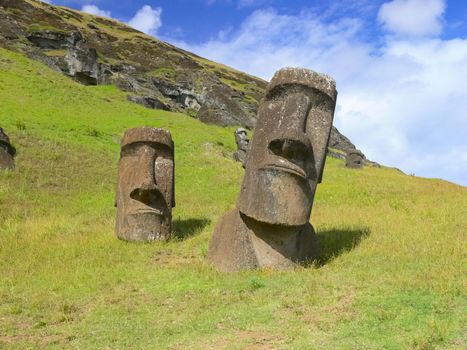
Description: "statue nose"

(135, 146), (157, 190)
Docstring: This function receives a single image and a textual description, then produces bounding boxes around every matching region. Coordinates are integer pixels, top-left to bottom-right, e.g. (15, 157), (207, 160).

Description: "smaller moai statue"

(0, 128), (16, 170)
(208, 67), (338, 272)
(115, 127), (175, 242)
(345, 150), (364, 169)
(233, 127), (250, 167)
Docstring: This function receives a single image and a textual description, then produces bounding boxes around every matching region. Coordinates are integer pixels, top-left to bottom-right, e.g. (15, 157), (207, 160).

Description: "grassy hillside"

(0, 47), (466, 349)
(1, 0), (268, 128)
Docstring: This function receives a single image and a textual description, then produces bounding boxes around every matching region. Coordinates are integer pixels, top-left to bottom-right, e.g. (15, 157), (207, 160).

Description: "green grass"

(26, 23), (68, 34)
(42, 50), (67, 57)
(0, 47), (466, 349)
(149, 67), (178, 80)
(220, 77), (249, 92)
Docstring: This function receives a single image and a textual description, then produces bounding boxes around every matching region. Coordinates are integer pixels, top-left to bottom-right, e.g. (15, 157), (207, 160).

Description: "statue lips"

(133, 208), (163, 215)
(262, 161), (307, 179)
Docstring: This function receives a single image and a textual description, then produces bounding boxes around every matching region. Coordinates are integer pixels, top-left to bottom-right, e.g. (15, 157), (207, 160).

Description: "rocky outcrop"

(26, 29), (80, 49)
(0, 0), (265, 127)
(329, 126), (357, 153)
(127, 95), (169, 111)
(66, 44), (99, 85)
(22, 29), (100, 85)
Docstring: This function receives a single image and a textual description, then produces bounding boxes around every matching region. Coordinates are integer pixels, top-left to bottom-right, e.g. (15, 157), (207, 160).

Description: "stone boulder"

(0, 128), (16, 170)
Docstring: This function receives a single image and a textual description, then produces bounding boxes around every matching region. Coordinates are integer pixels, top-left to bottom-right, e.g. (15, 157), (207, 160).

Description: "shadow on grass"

(172, 218), (211, 240)
(315, 227), (371, 266)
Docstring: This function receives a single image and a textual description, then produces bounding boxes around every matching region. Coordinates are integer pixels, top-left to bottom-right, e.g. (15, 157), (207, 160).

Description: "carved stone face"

(237, 68), (337, 226)
(116, 128), (174, 241)
(346, 150), (364, 168)
(0, 128), (16, 170)
(235, 128), (249, 150)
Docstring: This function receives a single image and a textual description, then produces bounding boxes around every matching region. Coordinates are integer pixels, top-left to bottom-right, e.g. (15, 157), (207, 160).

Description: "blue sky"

(42, 0), (467, 186)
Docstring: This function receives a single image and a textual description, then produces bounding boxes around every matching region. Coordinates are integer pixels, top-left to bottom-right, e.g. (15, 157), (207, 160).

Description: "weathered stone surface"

(196, 83), (257, 128)
(0, 127), (16, 170)
(346, 149), (364, 169)
(66, 45), (99, 85)
(237, 67), (337, 226)
(127, 95), (169, 111)
(233, 128), (250, 167)
(0, 9), (25, 40)
(24, 29), (101, 85)
(115, 127), (175, 242)
(208, 210), (317, 272)
(27, 30), (81, 49)
(208, 67), (337, 271)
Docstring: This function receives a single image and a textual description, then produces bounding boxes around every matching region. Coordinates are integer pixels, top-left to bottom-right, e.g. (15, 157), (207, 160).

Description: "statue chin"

(117, 212), (166, 242)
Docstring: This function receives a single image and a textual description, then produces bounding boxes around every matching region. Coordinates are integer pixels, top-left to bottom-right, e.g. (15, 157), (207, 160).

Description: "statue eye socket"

(120, 143), (143, 157)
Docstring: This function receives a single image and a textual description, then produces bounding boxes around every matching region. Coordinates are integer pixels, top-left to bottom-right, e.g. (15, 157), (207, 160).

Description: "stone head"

(116, 127), (175, 241)
(346, 150), (364, 169)
(235, 128), (247, 138)
(235, 128), (249, 147)
(237, 68), (337, 226)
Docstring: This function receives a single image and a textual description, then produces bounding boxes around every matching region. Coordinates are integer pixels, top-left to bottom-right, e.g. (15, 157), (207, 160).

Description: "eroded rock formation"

(115, 127), (175, 242)
(208, 67), (337, 271)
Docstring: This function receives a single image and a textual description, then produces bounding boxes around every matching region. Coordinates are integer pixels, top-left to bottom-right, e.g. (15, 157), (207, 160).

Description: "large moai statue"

(116, 127), (175, 242)
(208, 68), (337, 272)
(0, 128), (16, 170)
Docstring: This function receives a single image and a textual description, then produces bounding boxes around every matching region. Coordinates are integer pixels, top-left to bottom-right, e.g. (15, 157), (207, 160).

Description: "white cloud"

(81, 5), (111, 18)
(79, 4), (163, 37)
(378, 0), (446, 36)
(127, 5), (162, 36)
(172, 7), (467, 186)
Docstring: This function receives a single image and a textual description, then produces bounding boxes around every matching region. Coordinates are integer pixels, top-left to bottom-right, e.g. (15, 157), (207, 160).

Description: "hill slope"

(1, 47), (466, 349)
(0, 0), (364, 158)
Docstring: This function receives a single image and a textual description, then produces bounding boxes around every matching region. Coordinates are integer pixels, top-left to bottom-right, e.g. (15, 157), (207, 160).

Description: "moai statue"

(233, 127), (250, 167)
(345, 150), (364, 169)
(116, 127), (175, 242)
(0, 128), (16, 170)
(208, 68), (337, 271)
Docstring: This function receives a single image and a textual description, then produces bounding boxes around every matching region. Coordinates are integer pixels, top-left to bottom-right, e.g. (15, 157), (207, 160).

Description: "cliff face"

(0, 0), (364, 156)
